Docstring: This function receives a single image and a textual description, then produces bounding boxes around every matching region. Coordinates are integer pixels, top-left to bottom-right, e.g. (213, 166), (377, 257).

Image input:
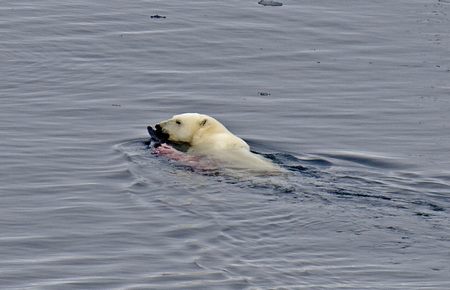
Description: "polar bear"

(153, 113), (281, 172)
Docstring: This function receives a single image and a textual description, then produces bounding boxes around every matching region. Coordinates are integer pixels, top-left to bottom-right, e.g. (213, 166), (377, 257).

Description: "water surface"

(1, 0), (450, 289)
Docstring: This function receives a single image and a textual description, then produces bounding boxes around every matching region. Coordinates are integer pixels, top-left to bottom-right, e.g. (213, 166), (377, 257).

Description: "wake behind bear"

(148, 113), (281, 173)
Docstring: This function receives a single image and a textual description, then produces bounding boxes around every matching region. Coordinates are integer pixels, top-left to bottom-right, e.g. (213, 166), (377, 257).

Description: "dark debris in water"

(150, 15), (166, 19)
(258, 0), (283, 6)
(415, 212), (431, 217)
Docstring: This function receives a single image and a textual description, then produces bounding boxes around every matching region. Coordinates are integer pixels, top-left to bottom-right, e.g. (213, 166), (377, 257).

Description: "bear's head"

(155, 113), (218, 144)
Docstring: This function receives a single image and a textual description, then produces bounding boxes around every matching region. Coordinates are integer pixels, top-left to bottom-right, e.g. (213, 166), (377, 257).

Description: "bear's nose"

(155, 124), (161, 130)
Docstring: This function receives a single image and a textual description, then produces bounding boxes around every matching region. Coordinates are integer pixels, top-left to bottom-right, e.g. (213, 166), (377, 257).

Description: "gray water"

(1, 0), (450, 289)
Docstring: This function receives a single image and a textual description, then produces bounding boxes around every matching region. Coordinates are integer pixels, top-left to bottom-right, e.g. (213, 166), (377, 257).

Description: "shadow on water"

(116, 138), (448, 217)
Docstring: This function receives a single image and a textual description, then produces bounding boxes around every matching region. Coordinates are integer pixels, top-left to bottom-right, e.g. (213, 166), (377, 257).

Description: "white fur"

(157, 113), (280, 172)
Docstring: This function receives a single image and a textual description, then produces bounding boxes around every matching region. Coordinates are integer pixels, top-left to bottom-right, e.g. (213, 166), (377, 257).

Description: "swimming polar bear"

(152, 113), (281, 173)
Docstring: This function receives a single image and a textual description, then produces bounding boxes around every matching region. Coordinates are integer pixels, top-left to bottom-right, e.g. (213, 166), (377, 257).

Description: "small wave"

(318, 151), (408, 169)
(329, 188), (392, 201)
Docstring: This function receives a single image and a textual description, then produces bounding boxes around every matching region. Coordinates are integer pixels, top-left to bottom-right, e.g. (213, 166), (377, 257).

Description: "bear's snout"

(154, 123), (169, 142)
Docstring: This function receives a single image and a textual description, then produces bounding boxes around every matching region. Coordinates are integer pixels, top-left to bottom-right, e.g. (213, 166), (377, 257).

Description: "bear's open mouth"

(147, 125), (191, 152)
(147, 126), (169, 143)
(154, 126), (170, 142)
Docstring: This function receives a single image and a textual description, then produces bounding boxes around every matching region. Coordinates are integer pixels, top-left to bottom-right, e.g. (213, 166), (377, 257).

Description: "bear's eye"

(175, 120), (181, 125)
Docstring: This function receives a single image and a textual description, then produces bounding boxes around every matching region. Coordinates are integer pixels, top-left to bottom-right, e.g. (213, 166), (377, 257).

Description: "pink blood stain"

(152, 143), (217, 171)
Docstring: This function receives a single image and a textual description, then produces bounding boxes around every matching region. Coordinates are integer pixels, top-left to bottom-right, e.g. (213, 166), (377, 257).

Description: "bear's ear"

(199, 118), (208, 127)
